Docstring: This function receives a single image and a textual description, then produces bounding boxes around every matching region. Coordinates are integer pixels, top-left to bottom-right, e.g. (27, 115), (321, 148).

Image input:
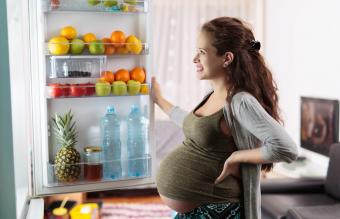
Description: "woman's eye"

(198, 49), (205, 54)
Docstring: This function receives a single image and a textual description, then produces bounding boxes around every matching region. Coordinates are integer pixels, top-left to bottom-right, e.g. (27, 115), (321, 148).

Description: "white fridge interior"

(29, 0), (155, 197)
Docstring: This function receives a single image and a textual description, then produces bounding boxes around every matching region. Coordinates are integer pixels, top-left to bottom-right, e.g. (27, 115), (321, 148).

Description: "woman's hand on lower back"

(215, 152), (241, 184)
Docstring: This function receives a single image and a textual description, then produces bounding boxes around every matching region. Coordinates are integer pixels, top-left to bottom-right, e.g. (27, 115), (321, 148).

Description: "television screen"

(300, 97), (339, 156)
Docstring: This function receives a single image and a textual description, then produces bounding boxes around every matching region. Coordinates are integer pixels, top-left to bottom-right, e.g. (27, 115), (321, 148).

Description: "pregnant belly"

(156, 145), (241, 207)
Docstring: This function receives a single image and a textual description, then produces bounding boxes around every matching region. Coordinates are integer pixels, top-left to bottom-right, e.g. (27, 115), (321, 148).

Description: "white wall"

(265, 0), (340, 172)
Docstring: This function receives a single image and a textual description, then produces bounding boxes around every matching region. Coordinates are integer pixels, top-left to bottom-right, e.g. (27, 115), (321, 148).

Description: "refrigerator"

(15, 0), (155, 218)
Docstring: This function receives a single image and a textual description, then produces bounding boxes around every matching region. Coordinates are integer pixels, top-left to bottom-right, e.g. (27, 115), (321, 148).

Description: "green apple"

(127, 80), (141, 95)
(103, 0), (118, 7)
(95, 81), (111, 96)
(88, 0), (100, 6)
(124, 0), (137, 5)
(70, 38), (85, 54)
(112, 81), (127, 95)
(89, 40), (105, 55)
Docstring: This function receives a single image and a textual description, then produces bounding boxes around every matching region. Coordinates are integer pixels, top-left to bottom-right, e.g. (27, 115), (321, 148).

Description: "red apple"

(84, 83), (95, 96)
(49, 83), (64, 98)
(62, 83), (70, 97)
(70, 84), (85, 97)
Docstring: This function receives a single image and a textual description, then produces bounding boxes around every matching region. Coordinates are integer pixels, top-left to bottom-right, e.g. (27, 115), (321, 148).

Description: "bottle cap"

(106, 105), (115, 114)
(130, 104), (140, 113)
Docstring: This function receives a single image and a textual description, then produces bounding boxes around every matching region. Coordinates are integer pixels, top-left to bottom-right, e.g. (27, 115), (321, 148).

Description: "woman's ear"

(223, 52), (234, 67)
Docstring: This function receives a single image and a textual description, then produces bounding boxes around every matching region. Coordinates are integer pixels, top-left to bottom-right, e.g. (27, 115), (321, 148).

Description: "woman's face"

(193, 31), (225, 80)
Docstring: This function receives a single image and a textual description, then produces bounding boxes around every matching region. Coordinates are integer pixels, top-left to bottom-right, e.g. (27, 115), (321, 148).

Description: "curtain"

(151, 0), (265, 120)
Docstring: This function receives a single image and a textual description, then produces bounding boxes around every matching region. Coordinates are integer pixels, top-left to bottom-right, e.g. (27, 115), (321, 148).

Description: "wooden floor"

(86, 188), (163, 204)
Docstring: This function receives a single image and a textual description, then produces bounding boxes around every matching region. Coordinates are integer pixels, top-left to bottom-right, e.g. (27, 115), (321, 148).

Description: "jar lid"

(84, 146), (102, 152)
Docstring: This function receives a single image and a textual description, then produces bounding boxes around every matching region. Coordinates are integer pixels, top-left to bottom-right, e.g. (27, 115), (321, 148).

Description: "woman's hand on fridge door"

(151, 76), (175, 115)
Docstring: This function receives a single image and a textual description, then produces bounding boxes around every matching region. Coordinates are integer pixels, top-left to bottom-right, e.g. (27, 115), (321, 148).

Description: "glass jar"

(83, 146), (103, 181)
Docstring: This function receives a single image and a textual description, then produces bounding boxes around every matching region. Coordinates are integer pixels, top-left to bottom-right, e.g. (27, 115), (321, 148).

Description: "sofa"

(261, 143), (340, 219)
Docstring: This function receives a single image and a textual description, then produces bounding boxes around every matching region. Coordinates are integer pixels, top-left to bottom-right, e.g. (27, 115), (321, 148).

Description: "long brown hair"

(202, 17), (281, 172)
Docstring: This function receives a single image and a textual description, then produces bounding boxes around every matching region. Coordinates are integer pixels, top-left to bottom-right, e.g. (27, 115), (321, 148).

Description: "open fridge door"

(28, 0), (156, 197)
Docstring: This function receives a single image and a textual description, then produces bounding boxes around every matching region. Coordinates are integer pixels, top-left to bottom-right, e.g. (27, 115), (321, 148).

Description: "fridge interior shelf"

(50, 55), (107, 78)
(45, 155), (151, 187)
(46, 42), (149, 56)
(43, 0), (148, 13)
(46, 82), (150, 98)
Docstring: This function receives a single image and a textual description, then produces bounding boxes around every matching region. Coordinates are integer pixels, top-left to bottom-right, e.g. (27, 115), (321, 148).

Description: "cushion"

(261, 193), (338, 219)
(286, 204), (340, 219)
(325, 144), (340, 199)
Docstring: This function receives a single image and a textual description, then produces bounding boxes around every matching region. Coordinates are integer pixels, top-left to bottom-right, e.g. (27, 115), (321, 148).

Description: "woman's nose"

(193, 54), (199, 63)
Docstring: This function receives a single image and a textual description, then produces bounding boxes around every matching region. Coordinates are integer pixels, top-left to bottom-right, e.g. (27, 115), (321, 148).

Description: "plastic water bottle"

(101, 105), (122, 179)
(127, 105), (148, 177)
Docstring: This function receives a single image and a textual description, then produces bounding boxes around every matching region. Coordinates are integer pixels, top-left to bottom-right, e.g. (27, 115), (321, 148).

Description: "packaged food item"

(69, 203), (99, 219)
(83, 146), (103, 181)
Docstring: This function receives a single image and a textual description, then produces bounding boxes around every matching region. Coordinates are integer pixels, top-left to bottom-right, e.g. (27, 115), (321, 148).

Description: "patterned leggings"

(174, 201), (243, 219)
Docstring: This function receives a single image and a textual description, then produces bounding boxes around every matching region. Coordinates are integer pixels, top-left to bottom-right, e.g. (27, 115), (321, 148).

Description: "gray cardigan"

(168, 91), (298, 219)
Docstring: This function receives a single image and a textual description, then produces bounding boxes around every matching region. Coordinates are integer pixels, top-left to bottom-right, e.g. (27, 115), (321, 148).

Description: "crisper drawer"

(50, 55), (106, 78)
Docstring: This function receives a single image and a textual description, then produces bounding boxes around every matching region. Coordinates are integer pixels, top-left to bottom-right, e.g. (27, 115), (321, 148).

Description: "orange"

(83, 33), (97, 44)
(130, 67), (146, 83)
(100, 71), (115, 83)
(102, 38), (115, 55)
(116, 46), (129, 54)
(60, 26), (77, 40)
(114, 69), (130, 82)
(110, 30), (126, 47)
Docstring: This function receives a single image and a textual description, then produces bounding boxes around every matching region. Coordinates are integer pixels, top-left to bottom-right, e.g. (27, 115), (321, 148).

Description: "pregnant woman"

(152, 17), (298, 219)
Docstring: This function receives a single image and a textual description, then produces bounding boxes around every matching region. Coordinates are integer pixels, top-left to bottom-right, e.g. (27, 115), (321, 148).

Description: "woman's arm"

(151, 77), (189, 127)
(215, 92), (299, 184)
(232, 92), (299, 163)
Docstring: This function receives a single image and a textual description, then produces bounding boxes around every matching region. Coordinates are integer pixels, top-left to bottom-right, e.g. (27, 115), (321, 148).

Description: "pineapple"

(52, 110), (81, 182)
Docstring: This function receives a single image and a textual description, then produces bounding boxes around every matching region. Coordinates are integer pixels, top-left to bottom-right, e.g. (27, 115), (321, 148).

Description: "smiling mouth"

(196, 65), (204, 72)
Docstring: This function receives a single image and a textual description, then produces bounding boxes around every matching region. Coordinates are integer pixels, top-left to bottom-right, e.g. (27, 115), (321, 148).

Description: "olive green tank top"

(156, 94), (242, 204)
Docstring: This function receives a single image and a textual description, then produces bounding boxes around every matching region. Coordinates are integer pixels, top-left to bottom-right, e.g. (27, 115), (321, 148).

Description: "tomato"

(70, 84), (85, 97)
(62, 84), (70, 97)
(49, 83), (64, 98)
(84, 83), (95, 96)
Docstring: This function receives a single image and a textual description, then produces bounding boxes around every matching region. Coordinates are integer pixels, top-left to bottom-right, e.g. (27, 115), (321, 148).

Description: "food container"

(83, 146), (103, 181)
(50, 56), (106, 78)
(69, 203), (99, 219)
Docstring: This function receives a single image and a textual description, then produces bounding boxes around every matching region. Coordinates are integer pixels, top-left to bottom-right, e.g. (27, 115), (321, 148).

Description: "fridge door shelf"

(46, 42), (149, 56)
(46, 83), (149, 98)
(45, 155), (151, 187)
(43, 0), (148, 13)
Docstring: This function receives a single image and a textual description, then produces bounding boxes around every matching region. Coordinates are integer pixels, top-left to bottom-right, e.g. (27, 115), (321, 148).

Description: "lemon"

(60, 26), (77, 40)
(140, 84), (149, 94)
(48, 36), (70, 55)
(126, 35), (142, 54)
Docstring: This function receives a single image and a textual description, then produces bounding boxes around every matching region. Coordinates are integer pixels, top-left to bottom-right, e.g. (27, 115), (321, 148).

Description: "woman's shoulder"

(231, 91), (258, 106)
